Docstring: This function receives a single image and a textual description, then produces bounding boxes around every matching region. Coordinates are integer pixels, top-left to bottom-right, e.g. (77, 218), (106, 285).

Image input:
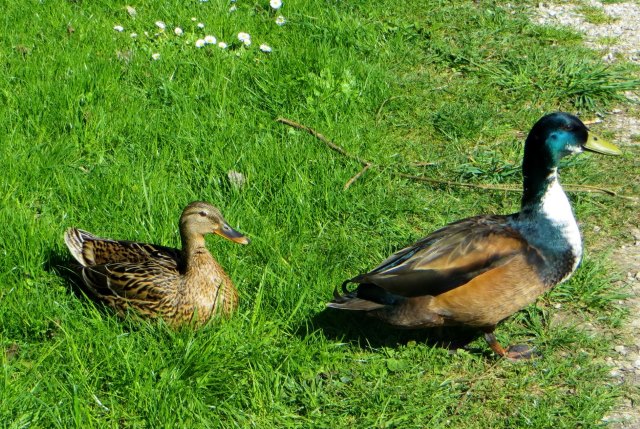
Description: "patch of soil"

(531, 2), (640, 427)
(603, 234), (640, 428)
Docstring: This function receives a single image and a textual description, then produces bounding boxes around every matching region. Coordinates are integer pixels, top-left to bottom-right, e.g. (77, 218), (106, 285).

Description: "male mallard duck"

(328, 112), (621, 359)
(64, 201), (249, 327)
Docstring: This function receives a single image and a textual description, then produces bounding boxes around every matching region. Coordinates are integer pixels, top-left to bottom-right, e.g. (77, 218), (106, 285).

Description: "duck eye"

(198, 211), (207, 217)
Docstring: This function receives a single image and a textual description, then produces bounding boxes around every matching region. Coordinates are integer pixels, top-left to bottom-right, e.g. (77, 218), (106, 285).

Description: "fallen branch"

(276, 117), (368, 167)
(344, 163), (372, 190)
(452, 360), (501, 416)
(395, 173), (637, 200)
(276, 117), (633, 200)
(395, 173), (521, 192)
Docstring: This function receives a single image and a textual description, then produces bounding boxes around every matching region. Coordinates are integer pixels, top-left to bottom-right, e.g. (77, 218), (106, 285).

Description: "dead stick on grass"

(276, 117), (368, 167)
(452, 360), (501, 416)
(344, 163), (372, 190)
(395, 173), (521, 192)
(276, 117), (633, 200)
(396, 174), (636, 200)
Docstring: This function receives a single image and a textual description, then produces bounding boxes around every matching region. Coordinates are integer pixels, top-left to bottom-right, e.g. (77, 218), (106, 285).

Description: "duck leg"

(483, 331), (537, 360)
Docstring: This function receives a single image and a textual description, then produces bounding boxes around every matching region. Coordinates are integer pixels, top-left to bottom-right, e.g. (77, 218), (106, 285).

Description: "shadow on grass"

(44, 249), (86, 296)
(43, 249), (123, 322)
(299, 307), (489, 355)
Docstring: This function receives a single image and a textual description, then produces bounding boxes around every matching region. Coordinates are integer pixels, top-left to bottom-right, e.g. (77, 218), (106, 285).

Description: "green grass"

(2, 0), (639, 427)
(576, 5), (617, 25)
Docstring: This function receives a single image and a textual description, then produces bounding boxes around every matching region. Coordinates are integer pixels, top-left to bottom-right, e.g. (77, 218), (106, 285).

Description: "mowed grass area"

(2, 0), (640, 427)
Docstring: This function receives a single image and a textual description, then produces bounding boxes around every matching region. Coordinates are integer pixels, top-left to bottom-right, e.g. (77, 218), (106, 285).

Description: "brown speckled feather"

(64, 202), (248, 327)
(64, 228), (181, 267)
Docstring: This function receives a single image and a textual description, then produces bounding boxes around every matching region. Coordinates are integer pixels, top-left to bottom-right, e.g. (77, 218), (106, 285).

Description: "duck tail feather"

(328, 278), (389, 311)
(338, 278), (355, 297)
(64, 228), (90, 266)
(326, 297), (386, 311)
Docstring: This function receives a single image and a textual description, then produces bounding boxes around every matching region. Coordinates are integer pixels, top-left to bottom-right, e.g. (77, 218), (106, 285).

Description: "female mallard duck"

(328, 112), (621, 359)
(64, 201), (249, 327)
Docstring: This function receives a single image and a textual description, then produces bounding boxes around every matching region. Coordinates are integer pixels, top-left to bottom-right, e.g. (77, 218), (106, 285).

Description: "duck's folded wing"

(66, 228), (181, 267)
(90, 240), (181, 267)
(81, 259), (179, 303)
(352, 215), (538, 297)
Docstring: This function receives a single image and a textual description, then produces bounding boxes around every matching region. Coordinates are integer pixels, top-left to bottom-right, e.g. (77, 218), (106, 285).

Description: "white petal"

(270, 0), (282, 10)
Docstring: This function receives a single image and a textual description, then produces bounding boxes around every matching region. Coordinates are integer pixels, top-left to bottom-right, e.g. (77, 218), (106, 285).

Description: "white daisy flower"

(229, 5), (237, 12)
(237, 32), (251, 46)
(174, 27), (183, 36)
(204, 35), (217, 44)
(114, 25), (124, 32)
(195, 39), (206, 48)
(259, 43), (272, 53)
(130, 32), (138, 38)
(197, 22), (205, 29)
(270, 0), (282, 10)
(191, 17), (197, 22)
(275, 15), (286, 26)
(151, 53), (161, 60)
(155, 21), (166, 30)
(218, 41), (228, 49)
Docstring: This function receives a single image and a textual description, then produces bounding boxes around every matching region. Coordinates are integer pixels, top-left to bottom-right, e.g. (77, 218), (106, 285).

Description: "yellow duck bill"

(217, 223), (250, 244)
(584, 133), (622, 156)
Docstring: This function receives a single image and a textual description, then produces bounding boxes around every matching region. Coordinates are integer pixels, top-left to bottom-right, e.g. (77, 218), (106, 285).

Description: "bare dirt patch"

(532, 2), (640, 426)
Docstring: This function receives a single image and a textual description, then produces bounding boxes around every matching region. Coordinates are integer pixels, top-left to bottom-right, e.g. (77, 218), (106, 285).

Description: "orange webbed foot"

(483, 332), (538, 360)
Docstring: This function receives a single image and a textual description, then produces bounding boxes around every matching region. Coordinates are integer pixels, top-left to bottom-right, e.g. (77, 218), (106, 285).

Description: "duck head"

(524, 112), (620, 166)
(180, 201), (249, 245)
(521, 112), (620, 206)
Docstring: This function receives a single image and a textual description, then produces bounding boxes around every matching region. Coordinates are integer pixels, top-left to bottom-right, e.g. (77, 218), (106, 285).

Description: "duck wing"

(80, 259), (180, 312)
(64, 228), (181, 269)
(343, 215), (537, 298)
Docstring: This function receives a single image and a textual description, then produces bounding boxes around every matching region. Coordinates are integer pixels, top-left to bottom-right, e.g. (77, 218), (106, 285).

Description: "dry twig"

(276, 117), (368, 166)
(276, 117), (632, 200)
(344, 163), (372, 190)
(452, 360), (502, 416)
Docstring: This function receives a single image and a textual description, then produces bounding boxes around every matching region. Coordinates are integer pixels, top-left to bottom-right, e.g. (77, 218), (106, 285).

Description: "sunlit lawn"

(1, 0), (639, 427)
